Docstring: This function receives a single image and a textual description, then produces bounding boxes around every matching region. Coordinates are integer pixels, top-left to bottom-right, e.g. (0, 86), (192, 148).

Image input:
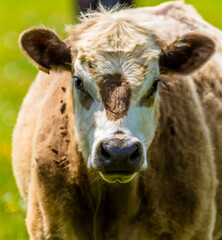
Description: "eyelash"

(73, 76), (85, 92)
(148, 77), (160, 97)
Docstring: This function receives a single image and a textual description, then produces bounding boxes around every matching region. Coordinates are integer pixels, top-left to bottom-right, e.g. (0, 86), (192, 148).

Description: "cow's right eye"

(73, 76), (85, 92)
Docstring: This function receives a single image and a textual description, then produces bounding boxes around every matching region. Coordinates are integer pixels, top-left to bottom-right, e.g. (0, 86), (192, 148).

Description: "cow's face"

(72, 50), (161, 183)
(19, 17), (215, 183)
(70, 16), (215, 183)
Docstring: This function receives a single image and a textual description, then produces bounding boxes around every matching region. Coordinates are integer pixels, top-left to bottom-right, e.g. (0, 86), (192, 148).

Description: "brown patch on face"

(98, 73), (131, 121)
(78, 92), (93, 110)
(140, 95), (155, 108)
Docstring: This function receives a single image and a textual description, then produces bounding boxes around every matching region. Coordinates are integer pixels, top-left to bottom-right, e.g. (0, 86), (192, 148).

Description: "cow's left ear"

(19, 27), (71, 73)
(159, 33), (215, 74)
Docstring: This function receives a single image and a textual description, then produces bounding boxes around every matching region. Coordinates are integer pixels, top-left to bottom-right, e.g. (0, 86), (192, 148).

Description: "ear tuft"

(19, 27), (71, 73)
(159, 33), (215, 74)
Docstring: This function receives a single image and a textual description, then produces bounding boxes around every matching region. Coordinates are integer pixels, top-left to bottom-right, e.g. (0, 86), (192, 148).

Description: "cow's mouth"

(99, 171), (137, 183)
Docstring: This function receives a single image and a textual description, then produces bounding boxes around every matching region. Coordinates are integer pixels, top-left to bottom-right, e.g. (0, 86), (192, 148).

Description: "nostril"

(130, 145), (140, 163)
(95, 140), (144, 173)
(99, 145), (111, 163)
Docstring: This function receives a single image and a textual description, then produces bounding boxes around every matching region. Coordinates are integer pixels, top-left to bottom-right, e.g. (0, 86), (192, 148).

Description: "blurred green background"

(0, 0), (221, 239)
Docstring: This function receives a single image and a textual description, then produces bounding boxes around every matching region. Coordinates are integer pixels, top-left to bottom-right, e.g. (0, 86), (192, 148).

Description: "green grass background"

(0, 0), (221, 239)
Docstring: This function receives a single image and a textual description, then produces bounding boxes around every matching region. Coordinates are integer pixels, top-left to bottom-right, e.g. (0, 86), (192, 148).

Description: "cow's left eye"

(140, 77), (160, 107)
(147, 77), (160, 98)
(73, 76), (85, 92)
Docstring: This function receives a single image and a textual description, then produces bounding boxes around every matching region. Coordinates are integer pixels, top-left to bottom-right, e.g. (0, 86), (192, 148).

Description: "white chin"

(99, 172), (137, 183)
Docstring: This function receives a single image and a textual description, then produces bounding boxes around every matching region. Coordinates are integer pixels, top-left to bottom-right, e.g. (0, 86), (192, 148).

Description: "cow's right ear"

(19, 27), (72, 73)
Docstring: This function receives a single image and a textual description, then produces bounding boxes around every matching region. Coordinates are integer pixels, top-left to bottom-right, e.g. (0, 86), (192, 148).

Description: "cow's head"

(19, 13), (215, 183)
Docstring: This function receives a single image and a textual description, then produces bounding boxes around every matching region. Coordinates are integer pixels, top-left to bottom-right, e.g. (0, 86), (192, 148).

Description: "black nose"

(94, 138), (143, 174)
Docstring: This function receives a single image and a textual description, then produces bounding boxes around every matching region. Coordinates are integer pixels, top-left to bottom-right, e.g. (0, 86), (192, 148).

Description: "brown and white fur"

(12, 1), (222, 240)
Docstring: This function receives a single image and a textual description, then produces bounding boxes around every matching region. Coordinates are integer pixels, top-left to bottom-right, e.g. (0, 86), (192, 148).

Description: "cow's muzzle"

(92, 137), (145, 183)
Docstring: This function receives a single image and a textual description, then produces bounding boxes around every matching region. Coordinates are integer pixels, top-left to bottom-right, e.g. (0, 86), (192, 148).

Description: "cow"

(12, 1), (222, 240)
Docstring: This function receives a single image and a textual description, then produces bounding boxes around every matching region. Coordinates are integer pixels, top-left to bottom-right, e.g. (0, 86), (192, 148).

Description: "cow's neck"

(85, 170), (142, 239)
(69, 146), (144, 239)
